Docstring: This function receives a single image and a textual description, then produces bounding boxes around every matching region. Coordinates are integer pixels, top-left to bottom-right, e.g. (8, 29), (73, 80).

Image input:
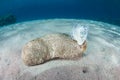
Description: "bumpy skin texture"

(22, 33), (87, 66)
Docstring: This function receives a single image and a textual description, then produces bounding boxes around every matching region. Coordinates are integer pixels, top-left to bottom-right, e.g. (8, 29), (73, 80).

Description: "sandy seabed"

(0, 19), (120, 80)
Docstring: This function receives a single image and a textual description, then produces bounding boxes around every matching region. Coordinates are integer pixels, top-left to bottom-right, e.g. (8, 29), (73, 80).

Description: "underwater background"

(0, 0), (120, 80)
(0, 0), (120, 26)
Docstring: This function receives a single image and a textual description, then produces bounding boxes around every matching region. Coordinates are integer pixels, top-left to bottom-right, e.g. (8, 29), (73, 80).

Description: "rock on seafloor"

(0, 14), (16, 26)
(22, 33), (87, 66)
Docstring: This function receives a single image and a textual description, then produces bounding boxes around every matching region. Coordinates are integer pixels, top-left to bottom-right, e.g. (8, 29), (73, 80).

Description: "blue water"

(0, 0), (120, 26)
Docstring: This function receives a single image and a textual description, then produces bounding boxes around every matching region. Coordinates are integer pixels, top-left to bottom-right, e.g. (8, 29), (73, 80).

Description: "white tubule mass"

(72, 24), (88, 45)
